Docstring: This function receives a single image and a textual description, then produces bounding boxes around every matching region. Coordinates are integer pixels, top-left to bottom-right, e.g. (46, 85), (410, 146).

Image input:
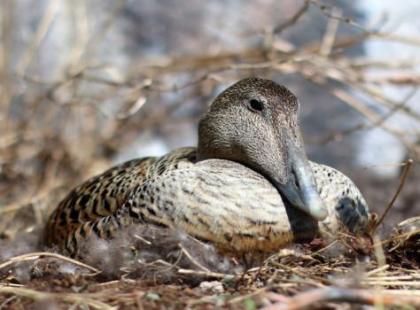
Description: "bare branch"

(273, 0), (310, 34)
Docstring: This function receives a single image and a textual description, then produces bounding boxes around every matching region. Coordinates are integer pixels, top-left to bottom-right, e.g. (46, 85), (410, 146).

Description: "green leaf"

(145, 292), (160, 301)
(243, 297), (256, 310)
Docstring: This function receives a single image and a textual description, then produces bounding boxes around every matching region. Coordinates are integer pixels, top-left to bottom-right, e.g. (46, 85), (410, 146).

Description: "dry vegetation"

(0, 0), (419, 309)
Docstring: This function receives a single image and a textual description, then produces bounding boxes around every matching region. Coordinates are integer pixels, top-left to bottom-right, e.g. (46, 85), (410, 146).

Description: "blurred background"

(1, 0), (420, 239)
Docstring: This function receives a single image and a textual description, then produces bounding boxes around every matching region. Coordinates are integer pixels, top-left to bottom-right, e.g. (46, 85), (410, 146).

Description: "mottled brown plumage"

(44, 77), (370, 257)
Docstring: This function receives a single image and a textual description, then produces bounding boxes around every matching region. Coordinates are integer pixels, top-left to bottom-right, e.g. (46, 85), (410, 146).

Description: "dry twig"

(373, 159), (414, 233)
(0, 252), (100, 275)
(263, 287), (420, 310)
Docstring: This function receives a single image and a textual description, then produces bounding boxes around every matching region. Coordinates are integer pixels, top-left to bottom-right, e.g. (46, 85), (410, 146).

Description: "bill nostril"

(291, 170), (300, 189)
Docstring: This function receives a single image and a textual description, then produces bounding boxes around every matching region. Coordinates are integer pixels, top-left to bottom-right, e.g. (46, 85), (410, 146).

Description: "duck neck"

(196, 140), (214, 162)
(196, 115), (215, 162)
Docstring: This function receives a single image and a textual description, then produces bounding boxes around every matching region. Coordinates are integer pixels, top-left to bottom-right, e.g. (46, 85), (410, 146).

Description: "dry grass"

(1, 1), (420, 309)
(0, 221), (418, 309)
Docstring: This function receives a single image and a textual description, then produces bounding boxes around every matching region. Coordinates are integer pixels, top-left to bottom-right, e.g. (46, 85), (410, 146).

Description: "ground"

(0, 211), (418, 309)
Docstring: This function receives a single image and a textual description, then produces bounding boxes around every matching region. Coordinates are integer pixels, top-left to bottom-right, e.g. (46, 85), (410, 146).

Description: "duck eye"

(248, 99), (264, 112)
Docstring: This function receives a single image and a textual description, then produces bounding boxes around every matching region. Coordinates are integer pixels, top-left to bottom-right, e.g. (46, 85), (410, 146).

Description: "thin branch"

(319, 7), (341, 56)
(0, 252), (101, 275)
(177, 269), (235, 280)
(16, 0), (59, 76)
(372, 159), (414, 233)
(316, 87), (417, 145)
(263, 287), (420, 310)
(0, 287), (115, 310)
(178, 243), (211, 272)
(273, 0), (310, 34)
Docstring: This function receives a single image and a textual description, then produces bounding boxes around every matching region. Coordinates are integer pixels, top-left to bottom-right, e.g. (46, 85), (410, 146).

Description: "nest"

(0, 217), (418, 309)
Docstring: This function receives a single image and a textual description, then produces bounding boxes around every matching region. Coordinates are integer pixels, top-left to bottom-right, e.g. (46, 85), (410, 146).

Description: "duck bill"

(275, 140), (327, 221)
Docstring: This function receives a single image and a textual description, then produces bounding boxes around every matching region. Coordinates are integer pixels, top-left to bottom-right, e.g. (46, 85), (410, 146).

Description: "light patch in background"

(113, 130), (169, 164)
(356, 0), (420, 177)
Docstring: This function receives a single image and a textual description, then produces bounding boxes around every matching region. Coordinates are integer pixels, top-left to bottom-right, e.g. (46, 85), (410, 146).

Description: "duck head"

(197, 77), (327, 221)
